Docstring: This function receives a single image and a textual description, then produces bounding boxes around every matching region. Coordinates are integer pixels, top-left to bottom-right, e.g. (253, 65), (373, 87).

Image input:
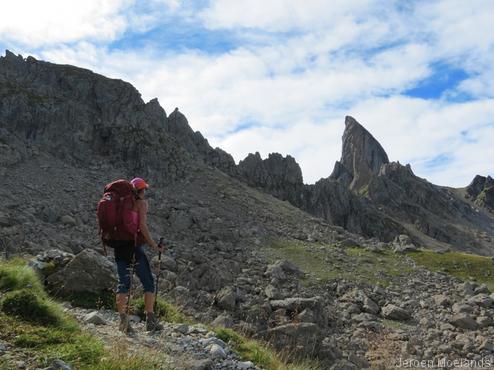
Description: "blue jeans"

(115, 245), (155, 294)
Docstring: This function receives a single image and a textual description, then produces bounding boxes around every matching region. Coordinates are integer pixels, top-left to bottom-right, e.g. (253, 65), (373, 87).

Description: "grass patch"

(408, 250), (494, 290)
(1, 289), (75, 327)
(91, 344), (169, 370)
(0, 311), (170, 369)
(131, 297), (188, 323)
(345, 247), (415, 285)
(264, 239), (414, 287)
(213, 327), (321, 370)
(0, 258), (44, 295)
(0, 258), (76, 328)
(0, 311), (103, 368)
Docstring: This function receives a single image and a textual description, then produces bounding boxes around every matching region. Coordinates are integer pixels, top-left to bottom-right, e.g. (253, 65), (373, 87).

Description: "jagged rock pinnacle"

(340, 116), (389, 190)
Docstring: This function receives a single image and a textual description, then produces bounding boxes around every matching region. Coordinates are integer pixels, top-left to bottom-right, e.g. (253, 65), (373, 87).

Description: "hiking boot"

(146, 312), (164, 332)
(119, 313), (136, 335)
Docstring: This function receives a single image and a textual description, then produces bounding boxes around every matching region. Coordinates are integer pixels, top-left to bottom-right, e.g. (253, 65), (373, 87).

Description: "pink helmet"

(130, 177), (149, 191)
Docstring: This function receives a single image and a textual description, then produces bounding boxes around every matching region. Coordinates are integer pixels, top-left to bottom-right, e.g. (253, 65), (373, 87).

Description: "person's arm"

(137, 200), (159, 251)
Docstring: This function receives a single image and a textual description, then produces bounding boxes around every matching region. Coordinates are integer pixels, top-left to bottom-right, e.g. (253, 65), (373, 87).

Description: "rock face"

(336, 116), (389, 191)
(300, 177), (404, 241)
(166, 108), (239, 177)
(466, 175), (494, 212)
(234, 150), (404, 241)
(0, 50), (190, 183)
(237, 152), (304, 206)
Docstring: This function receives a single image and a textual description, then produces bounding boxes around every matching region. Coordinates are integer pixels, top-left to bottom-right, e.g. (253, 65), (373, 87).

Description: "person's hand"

(152, 240), (165, 253)
(150, 240), (159, 251)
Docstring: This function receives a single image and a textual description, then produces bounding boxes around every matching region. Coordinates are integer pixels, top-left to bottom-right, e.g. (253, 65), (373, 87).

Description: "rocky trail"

(67, 306), (258, 370)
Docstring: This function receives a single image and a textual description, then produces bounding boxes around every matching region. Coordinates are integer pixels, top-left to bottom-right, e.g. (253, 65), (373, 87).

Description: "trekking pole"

(124, 255), (136, 333)
(154, 237), (164, 313)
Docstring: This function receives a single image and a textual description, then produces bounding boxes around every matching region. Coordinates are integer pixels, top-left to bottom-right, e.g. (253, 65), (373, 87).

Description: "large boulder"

(214, 286), (236, 310)
(265, 260), (303, 280)
(267, 323), (321, 358)
(450, 313), (478, 330)
(339, 288), (380, 314)
(269, 296), (327, 326)
(468, 294), (494, 308)
(381, 304), (411, 321)
(46, 248), (116, 295)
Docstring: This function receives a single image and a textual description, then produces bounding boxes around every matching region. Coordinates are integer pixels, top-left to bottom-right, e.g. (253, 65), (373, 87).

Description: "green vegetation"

(62, 290), (116, 310)
(131, 296), (189, 323)
(265, 239), (414, 286)
(91, 345), (168, 370)
(1, 289), (74, 327)
(265, 239), (494, 290)
(0, 257), (44, 294)
(0, 258), (76, 328)
(0, 258), (169, 369)
(408, 250), (494, 290)
(213, 327), (321, 370)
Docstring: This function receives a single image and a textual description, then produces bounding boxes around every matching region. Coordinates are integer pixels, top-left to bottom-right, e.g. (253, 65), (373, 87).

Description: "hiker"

(110, 177), (165, 334)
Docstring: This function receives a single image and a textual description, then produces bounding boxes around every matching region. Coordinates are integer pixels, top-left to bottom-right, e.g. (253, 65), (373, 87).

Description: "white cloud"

(0, 0), (134, 47)
(200, 0), (379, 32)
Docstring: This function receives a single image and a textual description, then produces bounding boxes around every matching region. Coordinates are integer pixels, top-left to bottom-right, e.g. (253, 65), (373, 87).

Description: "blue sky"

(1, 0), (493, 186)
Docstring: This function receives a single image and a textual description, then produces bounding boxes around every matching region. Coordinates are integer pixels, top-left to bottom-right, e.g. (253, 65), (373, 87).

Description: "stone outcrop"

(166, 108), (239, 177)
(0, 50), (191, 183)
(466, 175), (494, 212)
(335, 116), (389, 191)
(237, 152), (304, 205)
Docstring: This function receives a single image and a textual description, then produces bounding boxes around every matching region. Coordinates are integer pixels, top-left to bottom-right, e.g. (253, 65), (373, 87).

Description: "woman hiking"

(115, 177), (164, 334)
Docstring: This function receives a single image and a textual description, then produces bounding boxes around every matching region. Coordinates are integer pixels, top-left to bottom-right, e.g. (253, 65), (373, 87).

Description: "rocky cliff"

(237, 152), (304, 206)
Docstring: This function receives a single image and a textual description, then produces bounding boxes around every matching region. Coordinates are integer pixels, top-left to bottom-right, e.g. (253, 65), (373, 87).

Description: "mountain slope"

(3, 51), (494, 369)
